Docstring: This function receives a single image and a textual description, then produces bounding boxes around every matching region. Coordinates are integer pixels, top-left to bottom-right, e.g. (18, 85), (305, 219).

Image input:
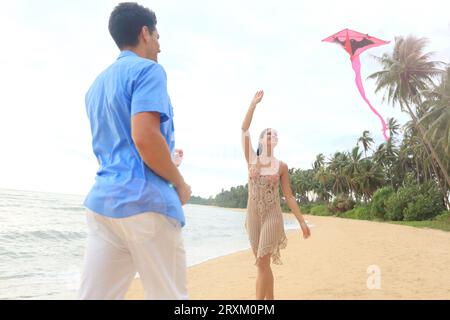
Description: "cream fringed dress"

(245, 162), (287, 265)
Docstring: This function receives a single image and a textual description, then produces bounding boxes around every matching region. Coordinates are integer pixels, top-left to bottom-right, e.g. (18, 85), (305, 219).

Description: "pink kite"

(322, 28), (390, 141)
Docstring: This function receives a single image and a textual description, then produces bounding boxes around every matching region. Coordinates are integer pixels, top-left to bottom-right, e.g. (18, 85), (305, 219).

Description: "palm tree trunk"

(404, 101), (450, 188)
(445, 190), (450, 210)
(444, 188), (450, 210)
(415, 159), (420, 183)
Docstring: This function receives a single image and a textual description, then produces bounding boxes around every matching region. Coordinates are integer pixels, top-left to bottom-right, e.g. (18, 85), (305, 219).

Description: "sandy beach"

(126, 213), (450, 300)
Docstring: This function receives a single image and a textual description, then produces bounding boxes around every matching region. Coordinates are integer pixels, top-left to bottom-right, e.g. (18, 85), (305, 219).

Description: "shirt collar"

(117, 50), (138, 60)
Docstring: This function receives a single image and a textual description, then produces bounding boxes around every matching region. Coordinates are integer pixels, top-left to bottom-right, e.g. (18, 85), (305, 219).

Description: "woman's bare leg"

(266, 266), (274, 300)
(256, 254), (274, 300)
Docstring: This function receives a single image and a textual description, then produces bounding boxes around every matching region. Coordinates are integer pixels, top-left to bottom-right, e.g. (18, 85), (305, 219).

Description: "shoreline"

(181, 204), (300, 268)
(188, 203), (300, 223)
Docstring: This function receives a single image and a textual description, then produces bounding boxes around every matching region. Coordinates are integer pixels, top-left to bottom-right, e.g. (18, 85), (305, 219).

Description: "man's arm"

(131, 111), (191, 204)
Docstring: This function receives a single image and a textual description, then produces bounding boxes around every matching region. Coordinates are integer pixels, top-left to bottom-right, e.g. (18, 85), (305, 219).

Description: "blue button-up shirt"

(84, 50), (185, 226)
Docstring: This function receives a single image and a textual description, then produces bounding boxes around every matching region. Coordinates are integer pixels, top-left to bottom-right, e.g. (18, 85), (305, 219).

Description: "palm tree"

(400, 125), (423, 180)
(327, 152), (351, 196)
(368, 35), (450, 188)
(356, 159), (384, 202)
(311, 154), (327, 201)
(387, 117), (401, 143)
(289, 168), (312, 203)
(419, 66), (450, 164)
(419, 66), (450, 208)
(313, 153), (325, 171)
(357, 130), (374, 158)
(373, 139), (400, 188)
(402, 120), (440, 184)
(346, 147), (363, 200)
(314, 166), (332, 202)
(302, 169), (317, 203)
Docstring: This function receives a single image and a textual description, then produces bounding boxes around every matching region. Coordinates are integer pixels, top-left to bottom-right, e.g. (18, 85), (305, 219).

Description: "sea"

(0, 188), (301, 299)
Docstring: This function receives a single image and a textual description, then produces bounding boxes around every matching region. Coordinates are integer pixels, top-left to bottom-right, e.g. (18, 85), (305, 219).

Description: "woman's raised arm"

(241, 90), (264, 164)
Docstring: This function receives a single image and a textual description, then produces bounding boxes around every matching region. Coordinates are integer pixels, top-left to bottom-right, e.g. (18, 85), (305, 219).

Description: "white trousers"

(78, 210), (188, 300)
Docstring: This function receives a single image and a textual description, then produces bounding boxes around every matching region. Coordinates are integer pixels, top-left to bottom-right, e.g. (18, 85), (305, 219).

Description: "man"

(79, 2), (191, 300)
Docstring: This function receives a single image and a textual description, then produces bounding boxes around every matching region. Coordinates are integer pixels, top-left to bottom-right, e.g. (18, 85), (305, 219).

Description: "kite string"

(351, 56), (390, 141)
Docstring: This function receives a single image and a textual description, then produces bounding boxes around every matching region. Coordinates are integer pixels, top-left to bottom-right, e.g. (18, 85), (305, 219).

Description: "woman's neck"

(258, 154), (276, 165)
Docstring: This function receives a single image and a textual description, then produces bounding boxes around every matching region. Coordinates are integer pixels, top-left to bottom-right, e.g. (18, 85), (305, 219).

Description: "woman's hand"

(251, 90), (264, 106)
(173, 149), (183, 167)
(243, 90), (264, 127)
(300, 221), (311, 239)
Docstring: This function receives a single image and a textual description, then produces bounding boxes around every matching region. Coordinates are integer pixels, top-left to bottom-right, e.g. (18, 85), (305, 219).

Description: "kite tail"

(351, 56), (390, 141)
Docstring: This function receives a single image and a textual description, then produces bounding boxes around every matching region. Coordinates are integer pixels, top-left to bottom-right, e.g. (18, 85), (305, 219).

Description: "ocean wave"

(47, 206), (85, 212)
(0, 273), (46, 281)
(0, 230), (87, 242)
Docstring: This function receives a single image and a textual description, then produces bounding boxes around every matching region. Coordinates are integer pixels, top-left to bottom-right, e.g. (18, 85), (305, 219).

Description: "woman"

(241, 90), (311, 300)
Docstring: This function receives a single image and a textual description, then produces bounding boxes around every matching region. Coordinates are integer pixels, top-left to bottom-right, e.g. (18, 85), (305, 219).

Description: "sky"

(0, 0), (449, 198)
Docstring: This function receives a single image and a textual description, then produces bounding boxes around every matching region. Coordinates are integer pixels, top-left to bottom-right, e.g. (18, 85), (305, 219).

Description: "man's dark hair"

(108, 2), (157, 49)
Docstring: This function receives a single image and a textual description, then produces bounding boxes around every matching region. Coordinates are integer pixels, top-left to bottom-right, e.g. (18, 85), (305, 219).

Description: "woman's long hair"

(256, 128), (271, 156)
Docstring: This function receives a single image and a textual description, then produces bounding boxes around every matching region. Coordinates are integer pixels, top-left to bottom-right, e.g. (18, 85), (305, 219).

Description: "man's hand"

(176, 182), (191, 205)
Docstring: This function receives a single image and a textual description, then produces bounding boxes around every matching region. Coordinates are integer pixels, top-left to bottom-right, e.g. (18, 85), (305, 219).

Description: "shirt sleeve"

(131, 63), (170, 122)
